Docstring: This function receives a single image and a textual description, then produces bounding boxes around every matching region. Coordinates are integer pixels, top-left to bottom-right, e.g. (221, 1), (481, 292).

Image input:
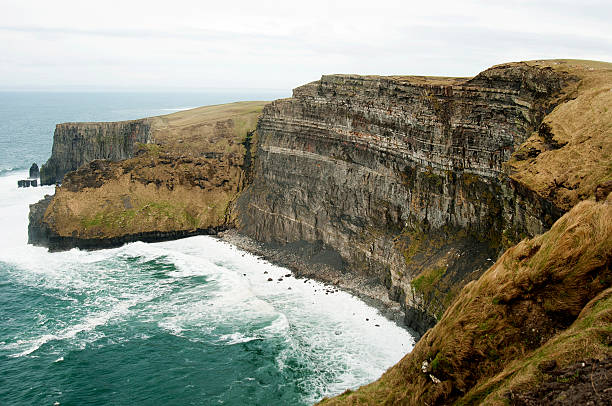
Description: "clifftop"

(40, 101), (266, 185)
(26, 59), (612, 403)
(505, 60), (612, 211)
(30, 102), (267, 249)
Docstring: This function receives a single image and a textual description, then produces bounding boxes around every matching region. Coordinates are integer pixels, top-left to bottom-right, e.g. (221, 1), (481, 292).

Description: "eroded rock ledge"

(29, 102), (266, 251)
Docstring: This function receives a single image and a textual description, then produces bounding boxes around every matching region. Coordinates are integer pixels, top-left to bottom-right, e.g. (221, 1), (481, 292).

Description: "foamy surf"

(0, 169), (414, 405)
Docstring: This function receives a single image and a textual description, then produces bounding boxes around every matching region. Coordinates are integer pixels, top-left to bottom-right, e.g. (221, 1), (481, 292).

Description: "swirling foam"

(0, 171), (415, 404)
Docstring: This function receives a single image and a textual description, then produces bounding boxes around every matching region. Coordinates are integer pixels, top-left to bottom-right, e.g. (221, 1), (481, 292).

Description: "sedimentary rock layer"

(233, 60), (611, 334)
(41, 120), (152, 185)
(321, 193), (612, 405)
(39, 101), (266, 186)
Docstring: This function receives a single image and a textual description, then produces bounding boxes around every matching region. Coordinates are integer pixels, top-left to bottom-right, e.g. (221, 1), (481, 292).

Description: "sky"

(1, 0), (611, 92)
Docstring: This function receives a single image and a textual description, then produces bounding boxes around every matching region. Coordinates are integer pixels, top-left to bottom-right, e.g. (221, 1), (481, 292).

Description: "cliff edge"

(320, 193), (611, 405)
(29, 60), (611, 336)
(233, 59), (612, 334)
(29, 101), (266, 250)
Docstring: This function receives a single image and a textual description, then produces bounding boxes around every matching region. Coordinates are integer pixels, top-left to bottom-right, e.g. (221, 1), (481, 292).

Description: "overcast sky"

(1, 0), (610, 92)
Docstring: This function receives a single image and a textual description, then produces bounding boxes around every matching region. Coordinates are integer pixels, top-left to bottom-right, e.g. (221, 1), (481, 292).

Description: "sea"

(0, 91), (415, 405)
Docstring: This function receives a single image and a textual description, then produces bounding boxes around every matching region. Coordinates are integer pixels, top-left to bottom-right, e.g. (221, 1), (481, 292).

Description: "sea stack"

(29, 163), (39, 179)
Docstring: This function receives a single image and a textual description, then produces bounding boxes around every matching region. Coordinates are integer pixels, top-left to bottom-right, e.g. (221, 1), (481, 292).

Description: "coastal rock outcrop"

(29, 163), (39, 179)
(28, 60), (611, 337)
(233, 60), (611, 334)
(29, 102), (266, 250)
(26, 59), (611, 405)
(40, 120), (153, 185)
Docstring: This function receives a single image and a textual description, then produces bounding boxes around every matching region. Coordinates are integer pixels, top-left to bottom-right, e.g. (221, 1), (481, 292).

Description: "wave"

(0, 166), (28, 176)
(0, 174), (415, 404)
(4, 297), (139, 358)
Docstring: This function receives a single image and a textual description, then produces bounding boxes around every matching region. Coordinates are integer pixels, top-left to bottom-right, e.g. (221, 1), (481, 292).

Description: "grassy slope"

(320, 194), (611, 405)
(150, 101), (266, 156)
(43, 101), (267, 239)
(506, 59), (612, 211)
(320, 59), (612, 405)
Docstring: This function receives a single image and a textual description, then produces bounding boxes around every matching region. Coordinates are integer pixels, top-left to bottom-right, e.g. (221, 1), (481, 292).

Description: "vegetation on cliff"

(27, 60), (612, 403)
(33, 101), (266, 244)
(506, 60), (612, 211)
(320, 193), (612, 405)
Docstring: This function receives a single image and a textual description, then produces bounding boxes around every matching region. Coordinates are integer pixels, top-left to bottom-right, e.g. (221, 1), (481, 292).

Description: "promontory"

(29, 59), (612, 405)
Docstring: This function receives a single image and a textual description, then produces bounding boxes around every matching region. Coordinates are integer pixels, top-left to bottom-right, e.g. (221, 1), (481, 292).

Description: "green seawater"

(0, 93), (414, 405)
(0, 172), (414, 405)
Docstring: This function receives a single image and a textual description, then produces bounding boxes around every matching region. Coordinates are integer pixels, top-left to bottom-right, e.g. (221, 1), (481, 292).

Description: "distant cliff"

(30, 102), (266, 250)
(27, 59), (612, 405)
(40, 119), (153, 185)
(233, 60), (611, 334)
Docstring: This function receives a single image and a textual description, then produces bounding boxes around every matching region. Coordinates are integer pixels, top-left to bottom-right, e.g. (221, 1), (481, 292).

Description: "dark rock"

(233, 64), (569, 337)
(29, 163), (39, 179)
(40, 120), (152, 185)
(507, 358), (612, 406)
(28, 195), (54, 245)
(18, 179), (36, 188)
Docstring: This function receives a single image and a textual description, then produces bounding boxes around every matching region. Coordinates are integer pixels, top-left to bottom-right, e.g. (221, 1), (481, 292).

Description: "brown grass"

(149, 101), (267, 157)
(506, 59), (612, 211)
(44, 101), (267, 239)
(320, 194), (612, 405)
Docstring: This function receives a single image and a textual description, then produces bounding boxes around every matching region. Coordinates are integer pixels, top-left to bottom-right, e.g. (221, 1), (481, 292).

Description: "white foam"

(0, 170), (415, 402)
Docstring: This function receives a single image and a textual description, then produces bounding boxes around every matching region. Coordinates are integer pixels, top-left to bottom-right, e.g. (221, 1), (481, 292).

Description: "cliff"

(29, 101), (266, 250)
(39, 101), (266, 186)
(320, 193), (612, 405)
(233, 60), (612, 334)
(40, 119), (153, 185)
(26, 59), (611, 403)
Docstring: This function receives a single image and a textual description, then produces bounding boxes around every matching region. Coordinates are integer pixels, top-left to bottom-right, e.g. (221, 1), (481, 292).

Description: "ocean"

(0, 92), (414, 405)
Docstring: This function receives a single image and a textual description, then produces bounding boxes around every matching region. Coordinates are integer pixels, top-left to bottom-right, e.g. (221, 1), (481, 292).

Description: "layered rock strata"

(29, 60), (611, 337)
(321, 193), (612, 405)
(233, 60), (611, 334)
(41, 120), (152, 185)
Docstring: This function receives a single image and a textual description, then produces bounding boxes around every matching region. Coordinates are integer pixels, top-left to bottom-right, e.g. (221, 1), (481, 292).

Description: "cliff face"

(40, 120), (153, 185)
(234, 60), (610, 334)
(30, 60), (611, 336)
(321, 193), (612, 405)
(30, 102), (266, 250)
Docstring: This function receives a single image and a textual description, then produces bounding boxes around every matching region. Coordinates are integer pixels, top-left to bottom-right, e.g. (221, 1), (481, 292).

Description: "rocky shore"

(25, 59), (612, 405)
(218, 229), (410, 330)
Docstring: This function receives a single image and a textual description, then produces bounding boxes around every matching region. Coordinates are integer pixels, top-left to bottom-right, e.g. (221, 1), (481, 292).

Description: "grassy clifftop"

(506, 59), (612, 211)
(38, 102), (266, 242)
(321, 193), (611, 405)
(319, 59), (612, 405)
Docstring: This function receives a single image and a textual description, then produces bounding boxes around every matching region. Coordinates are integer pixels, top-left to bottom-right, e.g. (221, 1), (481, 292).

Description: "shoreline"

(217, 229), (418, 337)
(27, 189), (418, 337)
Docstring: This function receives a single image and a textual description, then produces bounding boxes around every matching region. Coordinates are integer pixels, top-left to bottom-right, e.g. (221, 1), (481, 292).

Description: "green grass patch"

(411, 266), (447, 296)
